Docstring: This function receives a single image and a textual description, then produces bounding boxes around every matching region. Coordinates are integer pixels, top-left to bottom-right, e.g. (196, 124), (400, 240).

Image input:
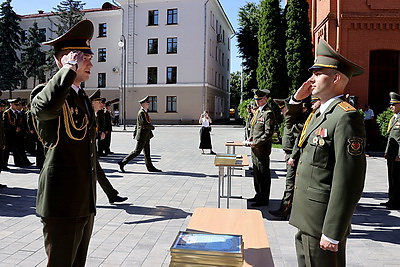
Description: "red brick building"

(306, 0), (400, 112)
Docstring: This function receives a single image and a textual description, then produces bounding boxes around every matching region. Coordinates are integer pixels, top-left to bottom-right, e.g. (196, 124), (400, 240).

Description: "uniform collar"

(258, 103), (267, 112)
(319, 94), (343, 114)
(71, 84), (81, 94)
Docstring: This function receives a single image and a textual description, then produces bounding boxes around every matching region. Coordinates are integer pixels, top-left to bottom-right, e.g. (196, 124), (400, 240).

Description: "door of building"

(369, 50), (399, 113)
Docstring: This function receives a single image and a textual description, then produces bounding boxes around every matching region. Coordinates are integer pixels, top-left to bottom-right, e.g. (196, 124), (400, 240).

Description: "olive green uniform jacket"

(288, 98), (366, 241)
(134, 108), (154, 142)
(385, 114), (400, 157)
(30, 67), (98, 218)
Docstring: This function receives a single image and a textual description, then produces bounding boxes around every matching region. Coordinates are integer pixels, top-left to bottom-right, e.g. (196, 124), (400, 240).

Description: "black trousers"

(122, 138), (154, 169)
(251, 147), (271, 203)
(41, 214), (94, 267)
(387, 157), (400, 206)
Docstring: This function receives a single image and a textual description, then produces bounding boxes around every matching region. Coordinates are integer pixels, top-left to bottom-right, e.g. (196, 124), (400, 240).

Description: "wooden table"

(225, 141), (245, 154)
(214, 154), (249, 208)
(186, 207), (274, 267)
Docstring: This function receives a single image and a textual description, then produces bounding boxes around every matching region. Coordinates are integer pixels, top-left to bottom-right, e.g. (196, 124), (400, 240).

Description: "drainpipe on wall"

(203, 0), (210, 112)
(336, 0), (341, 51)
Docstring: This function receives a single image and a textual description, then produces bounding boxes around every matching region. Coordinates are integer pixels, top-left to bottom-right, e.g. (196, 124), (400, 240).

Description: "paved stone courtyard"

(0, 125), (399, 266)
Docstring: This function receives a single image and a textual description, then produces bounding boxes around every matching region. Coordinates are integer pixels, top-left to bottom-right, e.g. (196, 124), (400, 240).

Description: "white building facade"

(17, 0), (234, 124)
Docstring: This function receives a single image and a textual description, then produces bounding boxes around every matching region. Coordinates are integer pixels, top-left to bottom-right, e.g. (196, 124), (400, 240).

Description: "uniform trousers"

(122, 139), (154, 169)
(279, 153), (297, 211)
(386, 156), (400, 206)
(41, 214), (94, 267)
(251, 147), (271, 203)
(295, 230), (346, 267)
(97, 162), (119, 199)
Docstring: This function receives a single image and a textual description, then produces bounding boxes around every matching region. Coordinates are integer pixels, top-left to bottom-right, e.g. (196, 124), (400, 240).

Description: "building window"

(148, 39), (158, 54)
(148, 10), (159, 26)
(166, 96), (177, 112)
(98, 73), (106, 88)
(147, 67), (157, 84)
(167, 66), (177, 84)
(167, 8), (178, 25)
(148, 96), (157, 112)
(167, 37), (177, 54)
(99, 23), (107, 37)
(21, 30), (28, 43)
(98, 48), (106, 62)
(38, 28), (46, 42)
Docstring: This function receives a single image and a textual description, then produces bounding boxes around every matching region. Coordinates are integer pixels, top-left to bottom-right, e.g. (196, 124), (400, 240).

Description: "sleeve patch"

(347, 137), (364, 156)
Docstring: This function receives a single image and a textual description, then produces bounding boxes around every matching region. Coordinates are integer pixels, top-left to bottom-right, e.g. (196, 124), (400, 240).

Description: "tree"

(230, 71), (250, 108)
(51, 0), (86, 35)
(20, 22), (46, 87)
(257, 0), (287, 98)
(236, 2), (260, 93)
(0, 0), (23, 96)
(285, 0), (313, 95)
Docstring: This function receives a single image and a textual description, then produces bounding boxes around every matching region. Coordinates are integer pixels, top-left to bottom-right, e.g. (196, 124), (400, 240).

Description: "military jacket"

(385, 114), (400, 157)
(288, 98), (366, 241)
(0, 111), (4, 149)
(282, 100), (306, 154)
(96, 109), (107, 134)
(3, 108), (26, 139)
(250, 105), (275, 157)
(104, 109), (113, 132)
(135, 108), (154, 142)
(30, 67), (98, 218)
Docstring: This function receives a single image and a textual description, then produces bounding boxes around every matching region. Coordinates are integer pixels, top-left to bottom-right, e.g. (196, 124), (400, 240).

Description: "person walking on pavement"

(382, 92), (400, 210)
(246, 89), (276, 207)
(90, 90), (127, 204)
(288, 40), (366, 267)
(30, 20), (98, 266)
(118, 96), (162, 173)
(0, 100), (6, 188)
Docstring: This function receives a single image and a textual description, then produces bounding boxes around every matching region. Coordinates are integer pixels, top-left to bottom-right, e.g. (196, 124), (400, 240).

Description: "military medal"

(319, 138), (325, 146)
(313, 136), (318, 144)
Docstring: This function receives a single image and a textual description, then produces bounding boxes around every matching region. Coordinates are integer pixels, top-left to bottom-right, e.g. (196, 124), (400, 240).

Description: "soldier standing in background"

(0, 100), (6, 187)
(246, 89), (276, 207)
(382, 92), (400, 210)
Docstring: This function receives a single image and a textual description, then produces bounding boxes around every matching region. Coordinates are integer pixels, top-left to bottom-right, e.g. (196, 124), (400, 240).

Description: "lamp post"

(118, 35), (127, 131)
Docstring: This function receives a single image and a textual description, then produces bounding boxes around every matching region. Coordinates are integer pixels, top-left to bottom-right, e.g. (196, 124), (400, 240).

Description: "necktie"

(250, 109), (259, 126)
(387, 116), (395, 134)
(78, 89), (91, 118)
(298, 109), (319, 147)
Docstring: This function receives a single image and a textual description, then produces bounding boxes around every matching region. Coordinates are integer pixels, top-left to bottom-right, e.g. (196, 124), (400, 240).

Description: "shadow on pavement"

(350, 202), (400, 245)
(97, 204), (191, 224)
(0, 187), (37, 217)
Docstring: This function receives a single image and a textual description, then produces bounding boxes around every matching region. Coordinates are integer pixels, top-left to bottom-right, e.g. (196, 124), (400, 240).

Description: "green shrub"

(238, 99), (254, 119)
(376, 108), (393, 137)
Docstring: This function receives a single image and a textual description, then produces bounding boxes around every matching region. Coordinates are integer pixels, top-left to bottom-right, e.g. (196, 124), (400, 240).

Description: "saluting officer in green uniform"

(288, 40), (366, 267)
(382, 92), (400, 210)
(118, 96), (162, 173)
(269, 98), (310, 219)
(30, 20), (98, 266)
(247, 89), (276, 207)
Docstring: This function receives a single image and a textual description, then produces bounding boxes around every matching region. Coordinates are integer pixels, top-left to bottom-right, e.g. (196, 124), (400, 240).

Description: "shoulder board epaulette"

(338, 101), (356, 112)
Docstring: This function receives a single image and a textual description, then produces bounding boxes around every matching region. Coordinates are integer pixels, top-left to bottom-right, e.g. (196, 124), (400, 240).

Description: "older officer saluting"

(30, 20), (97, 266)
(288, 40), (366, 266)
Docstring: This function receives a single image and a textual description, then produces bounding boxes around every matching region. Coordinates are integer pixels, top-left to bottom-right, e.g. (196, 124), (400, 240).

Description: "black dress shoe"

(210, 151), (216, 155)
(118, 161), (125, 173)
(251, 201), (269, 207)
(248, 197), (258, 202)
(109, 195), (128, 204)
(269, 208), (290, 220)
(386, 204), (400, 210)
(148, 168), (162, 172)
(0, 184), (7, 188)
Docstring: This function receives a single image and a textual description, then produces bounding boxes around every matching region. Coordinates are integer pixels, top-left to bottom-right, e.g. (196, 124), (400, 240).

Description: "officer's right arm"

(30, 67), (76, 121)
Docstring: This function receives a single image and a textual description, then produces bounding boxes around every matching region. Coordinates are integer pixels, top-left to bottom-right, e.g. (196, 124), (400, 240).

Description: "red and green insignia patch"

(347, 137), (364, 156)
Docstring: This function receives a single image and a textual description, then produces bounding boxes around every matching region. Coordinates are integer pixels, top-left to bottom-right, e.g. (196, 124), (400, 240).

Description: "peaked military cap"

(309, 40), (364, 78)
(138, 96), (150, 104)
(89, 89), (106, 103)
(43, 20), (94, 54)
(252, 89), (270, 100)
(8, 97), (21, 104)
(273, 99), (285, 109)
(0, 99), (6, 107)
(389, 92), (400, 105)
